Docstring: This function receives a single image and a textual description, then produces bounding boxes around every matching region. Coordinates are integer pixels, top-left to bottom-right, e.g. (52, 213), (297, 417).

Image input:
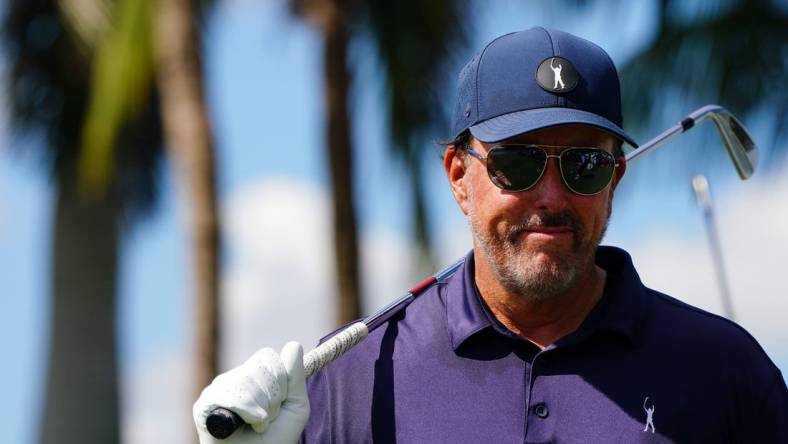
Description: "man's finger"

(280, 341), (307, 403)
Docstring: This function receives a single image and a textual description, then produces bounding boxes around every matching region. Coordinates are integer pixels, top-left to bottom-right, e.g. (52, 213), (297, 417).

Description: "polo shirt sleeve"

(725, 324), (788, 443)
(740, 371), (788, 442)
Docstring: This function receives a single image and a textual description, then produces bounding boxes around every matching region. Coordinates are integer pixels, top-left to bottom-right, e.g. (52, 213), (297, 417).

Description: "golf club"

(625, 105), (757, 178)
(692, 175), (736, 321)
(206, 104), (759, 439)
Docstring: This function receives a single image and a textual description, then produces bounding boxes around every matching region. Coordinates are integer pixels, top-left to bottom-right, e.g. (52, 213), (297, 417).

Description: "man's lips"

(522, 226), (574, 241)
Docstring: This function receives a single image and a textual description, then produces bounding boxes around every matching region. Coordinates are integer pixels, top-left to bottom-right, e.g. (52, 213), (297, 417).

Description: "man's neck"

(474, 255), (607, 350)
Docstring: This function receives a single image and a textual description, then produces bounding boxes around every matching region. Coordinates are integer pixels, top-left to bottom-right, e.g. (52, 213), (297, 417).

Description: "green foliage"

(78, 0), (155, 198)
(620, 0), (788, 161)
(359, 0), (470, 267)
(360, 0), (469, 150)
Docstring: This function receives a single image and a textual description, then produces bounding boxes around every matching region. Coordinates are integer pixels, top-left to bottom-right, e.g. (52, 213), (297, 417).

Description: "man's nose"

(529, 157), (570, 210)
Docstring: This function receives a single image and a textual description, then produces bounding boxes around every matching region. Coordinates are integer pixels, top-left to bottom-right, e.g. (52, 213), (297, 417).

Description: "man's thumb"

(280, 341), (307, 400)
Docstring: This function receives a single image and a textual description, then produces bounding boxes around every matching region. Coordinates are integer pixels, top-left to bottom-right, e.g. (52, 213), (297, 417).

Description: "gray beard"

(469, 196), (611, 303)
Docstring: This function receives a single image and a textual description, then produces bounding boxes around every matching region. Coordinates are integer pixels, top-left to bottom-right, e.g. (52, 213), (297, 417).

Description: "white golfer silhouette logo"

(643, 396), (656, 433)
(550, 58), (565, 90)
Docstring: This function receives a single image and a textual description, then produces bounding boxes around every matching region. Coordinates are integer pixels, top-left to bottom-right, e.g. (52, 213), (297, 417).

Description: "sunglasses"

(461, 144), (620, 196)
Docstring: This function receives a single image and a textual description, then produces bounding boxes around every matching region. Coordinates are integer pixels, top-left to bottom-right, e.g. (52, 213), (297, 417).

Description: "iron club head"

(626, 104), (759, 180)
(705, 109), (758, 179)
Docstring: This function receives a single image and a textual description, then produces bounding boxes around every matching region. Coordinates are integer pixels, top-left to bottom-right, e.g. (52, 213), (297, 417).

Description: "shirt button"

(533, 403), (549, 419)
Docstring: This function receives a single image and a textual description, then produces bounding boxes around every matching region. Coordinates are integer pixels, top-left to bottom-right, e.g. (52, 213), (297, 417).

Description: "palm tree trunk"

(152, 0), (220, 395)
(323, 0), (362, 325)
(41, 170), (120, 444)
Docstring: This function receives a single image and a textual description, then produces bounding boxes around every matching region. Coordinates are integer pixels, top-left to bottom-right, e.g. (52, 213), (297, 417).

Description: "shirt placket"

(523, 349), (555, 443)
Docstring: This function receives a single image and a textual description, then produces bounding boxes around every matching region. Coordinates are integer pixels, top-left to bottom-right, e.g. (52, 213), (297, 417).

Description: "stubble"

(468, 188), (612, 302)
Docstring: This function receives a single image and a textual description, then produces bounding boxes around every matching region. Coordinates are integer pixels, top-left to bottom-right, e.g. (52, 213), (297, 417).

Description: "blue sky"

(0, 1), (785, 442)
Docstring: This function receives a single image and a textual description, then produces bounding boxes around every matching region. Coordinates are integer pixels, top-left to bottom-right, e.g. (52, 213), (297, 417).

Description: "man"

(194, 27), (788, 443)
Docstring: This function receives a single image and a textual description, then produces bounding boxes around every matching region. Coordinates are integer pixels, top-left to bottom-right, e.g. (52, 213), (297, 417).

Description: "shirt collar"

(560, 246), (650, 347)
(445, 250), (494, 350)
(445, 246), (649, 350)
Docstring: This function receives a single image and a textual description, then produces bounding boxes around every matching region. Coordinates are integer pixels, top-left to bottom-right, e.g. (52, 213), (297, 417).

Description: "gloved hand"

(193, 342), (310, 444)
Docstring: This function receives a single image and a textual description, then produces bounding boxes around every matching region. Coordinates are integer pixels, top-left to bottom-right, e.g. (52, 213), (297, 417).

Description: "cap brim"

(469, 107), (638, 148)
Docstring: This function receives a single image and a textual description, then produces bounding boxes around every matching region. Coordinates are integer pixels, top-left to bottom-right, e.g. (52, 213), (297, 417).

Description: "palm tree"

(151, 0), (221, 394)
(292, 0), (468, 325)
(4, 0), (222, 441)
(76, 0), (221, 410)
(292, 0), (361, 325)
(3, 1), (162, 442)
(67, 0), (223, 416)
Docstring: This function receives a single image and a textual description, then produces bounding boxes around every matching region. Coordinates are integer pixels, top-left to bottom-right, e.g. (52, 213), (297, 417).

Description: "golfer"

(194, 27), (788, 443)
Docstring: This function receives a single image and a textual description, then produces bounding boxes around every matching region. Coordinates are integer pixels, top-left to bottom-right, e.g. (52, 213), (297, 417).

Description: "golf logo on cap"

(536, 56), (578, 93)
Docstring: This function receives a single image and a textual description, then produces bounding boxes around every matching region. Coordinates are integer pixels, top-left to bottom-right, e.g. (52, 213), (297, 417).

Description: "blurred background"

(0, 0), (786, 442)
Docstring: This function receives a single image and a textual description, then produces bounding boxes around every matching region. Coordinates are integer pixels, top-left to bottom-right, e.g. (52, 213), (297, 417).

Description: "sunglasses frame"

(460, 144), (621, 196)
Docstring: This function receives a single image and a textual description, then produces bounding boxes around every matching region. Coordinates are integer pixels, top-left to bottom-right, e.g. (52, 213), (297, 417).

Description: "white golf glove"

(193, 341), (310, 444)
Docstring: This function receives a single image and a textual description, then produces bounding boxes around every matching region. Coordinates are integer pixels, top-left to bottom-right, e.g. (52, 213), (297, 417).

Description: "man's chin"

(519, 245), (573, 267)
(518, 253), (569, 280)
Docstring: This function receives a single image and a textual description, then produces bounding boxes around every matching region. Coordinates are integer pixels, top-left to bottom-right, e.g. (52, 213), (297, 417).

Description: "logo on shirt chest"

(643, 396), (656, 433)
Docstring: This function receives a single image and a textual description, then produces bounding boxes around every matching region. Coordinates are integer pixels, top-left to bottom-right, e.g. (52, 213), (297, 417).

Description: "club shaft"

(626, 124), (682, 162)
(692, 177), (735, 320)
(626, 105), (726, 163)
(363, 257), (465, 330)
(702, 210), (736, 320)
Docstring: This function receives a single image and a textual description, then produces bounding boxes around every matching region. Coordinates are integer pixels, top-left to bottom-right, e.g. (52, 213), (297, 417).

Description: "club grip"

(303, 321), (368, 376)
(205, 322), (369, 439)
(205, 408), (243, 439)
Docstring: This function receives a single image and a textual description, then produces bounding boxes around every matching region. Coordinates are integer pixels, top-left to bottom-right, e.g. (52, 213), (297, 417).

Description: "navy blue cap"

(452, 27), (637, 147)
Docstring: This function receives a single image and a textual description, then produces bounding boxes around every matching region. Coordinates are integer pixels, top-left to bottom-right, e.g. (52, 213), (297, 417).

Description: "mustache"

(505, 211), (584, 244)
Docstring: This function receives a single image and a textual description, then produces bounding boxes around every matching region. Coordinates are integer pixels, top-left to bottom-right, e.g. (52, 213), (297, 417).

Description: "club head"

(628, 105), (759, 180)
(698, 106), (758, 180)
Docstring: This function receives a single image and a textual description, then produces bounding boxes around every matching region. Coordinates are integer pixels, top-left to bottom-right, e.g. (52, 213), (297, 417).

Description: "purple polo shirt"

(302, 246), (788, 443)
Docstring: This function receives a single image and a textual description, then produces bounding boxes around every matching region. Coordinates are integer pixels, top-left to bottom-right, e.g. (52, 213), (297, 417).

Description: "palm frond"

(620, 0), (788, 163)
(3, 0), (90, 172)
(361, 0), (470, 268)
(56, 0), (112, 55)
(77, 0), (155, 198)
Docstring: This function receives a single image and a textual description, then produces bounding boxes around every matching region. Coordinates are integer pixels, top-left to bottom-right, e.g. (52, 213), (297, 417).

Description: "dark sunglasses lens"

(560, 149), (616, 194)
(487, 147), (546, 191)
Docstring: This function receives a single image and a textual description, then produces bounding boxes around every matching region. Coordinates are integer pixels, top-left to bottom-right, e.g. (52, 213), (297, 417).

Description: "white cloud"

(219, 177), (429, 366)
(220, 178), (336, 366)
(122, 351), (194, 444)
(359, 230), (420, 314)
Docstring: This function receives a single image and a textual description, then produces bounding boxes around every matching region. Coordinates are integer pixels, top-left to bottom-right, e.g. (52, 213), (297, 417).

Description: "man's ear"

(443, 146), (471, 215)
